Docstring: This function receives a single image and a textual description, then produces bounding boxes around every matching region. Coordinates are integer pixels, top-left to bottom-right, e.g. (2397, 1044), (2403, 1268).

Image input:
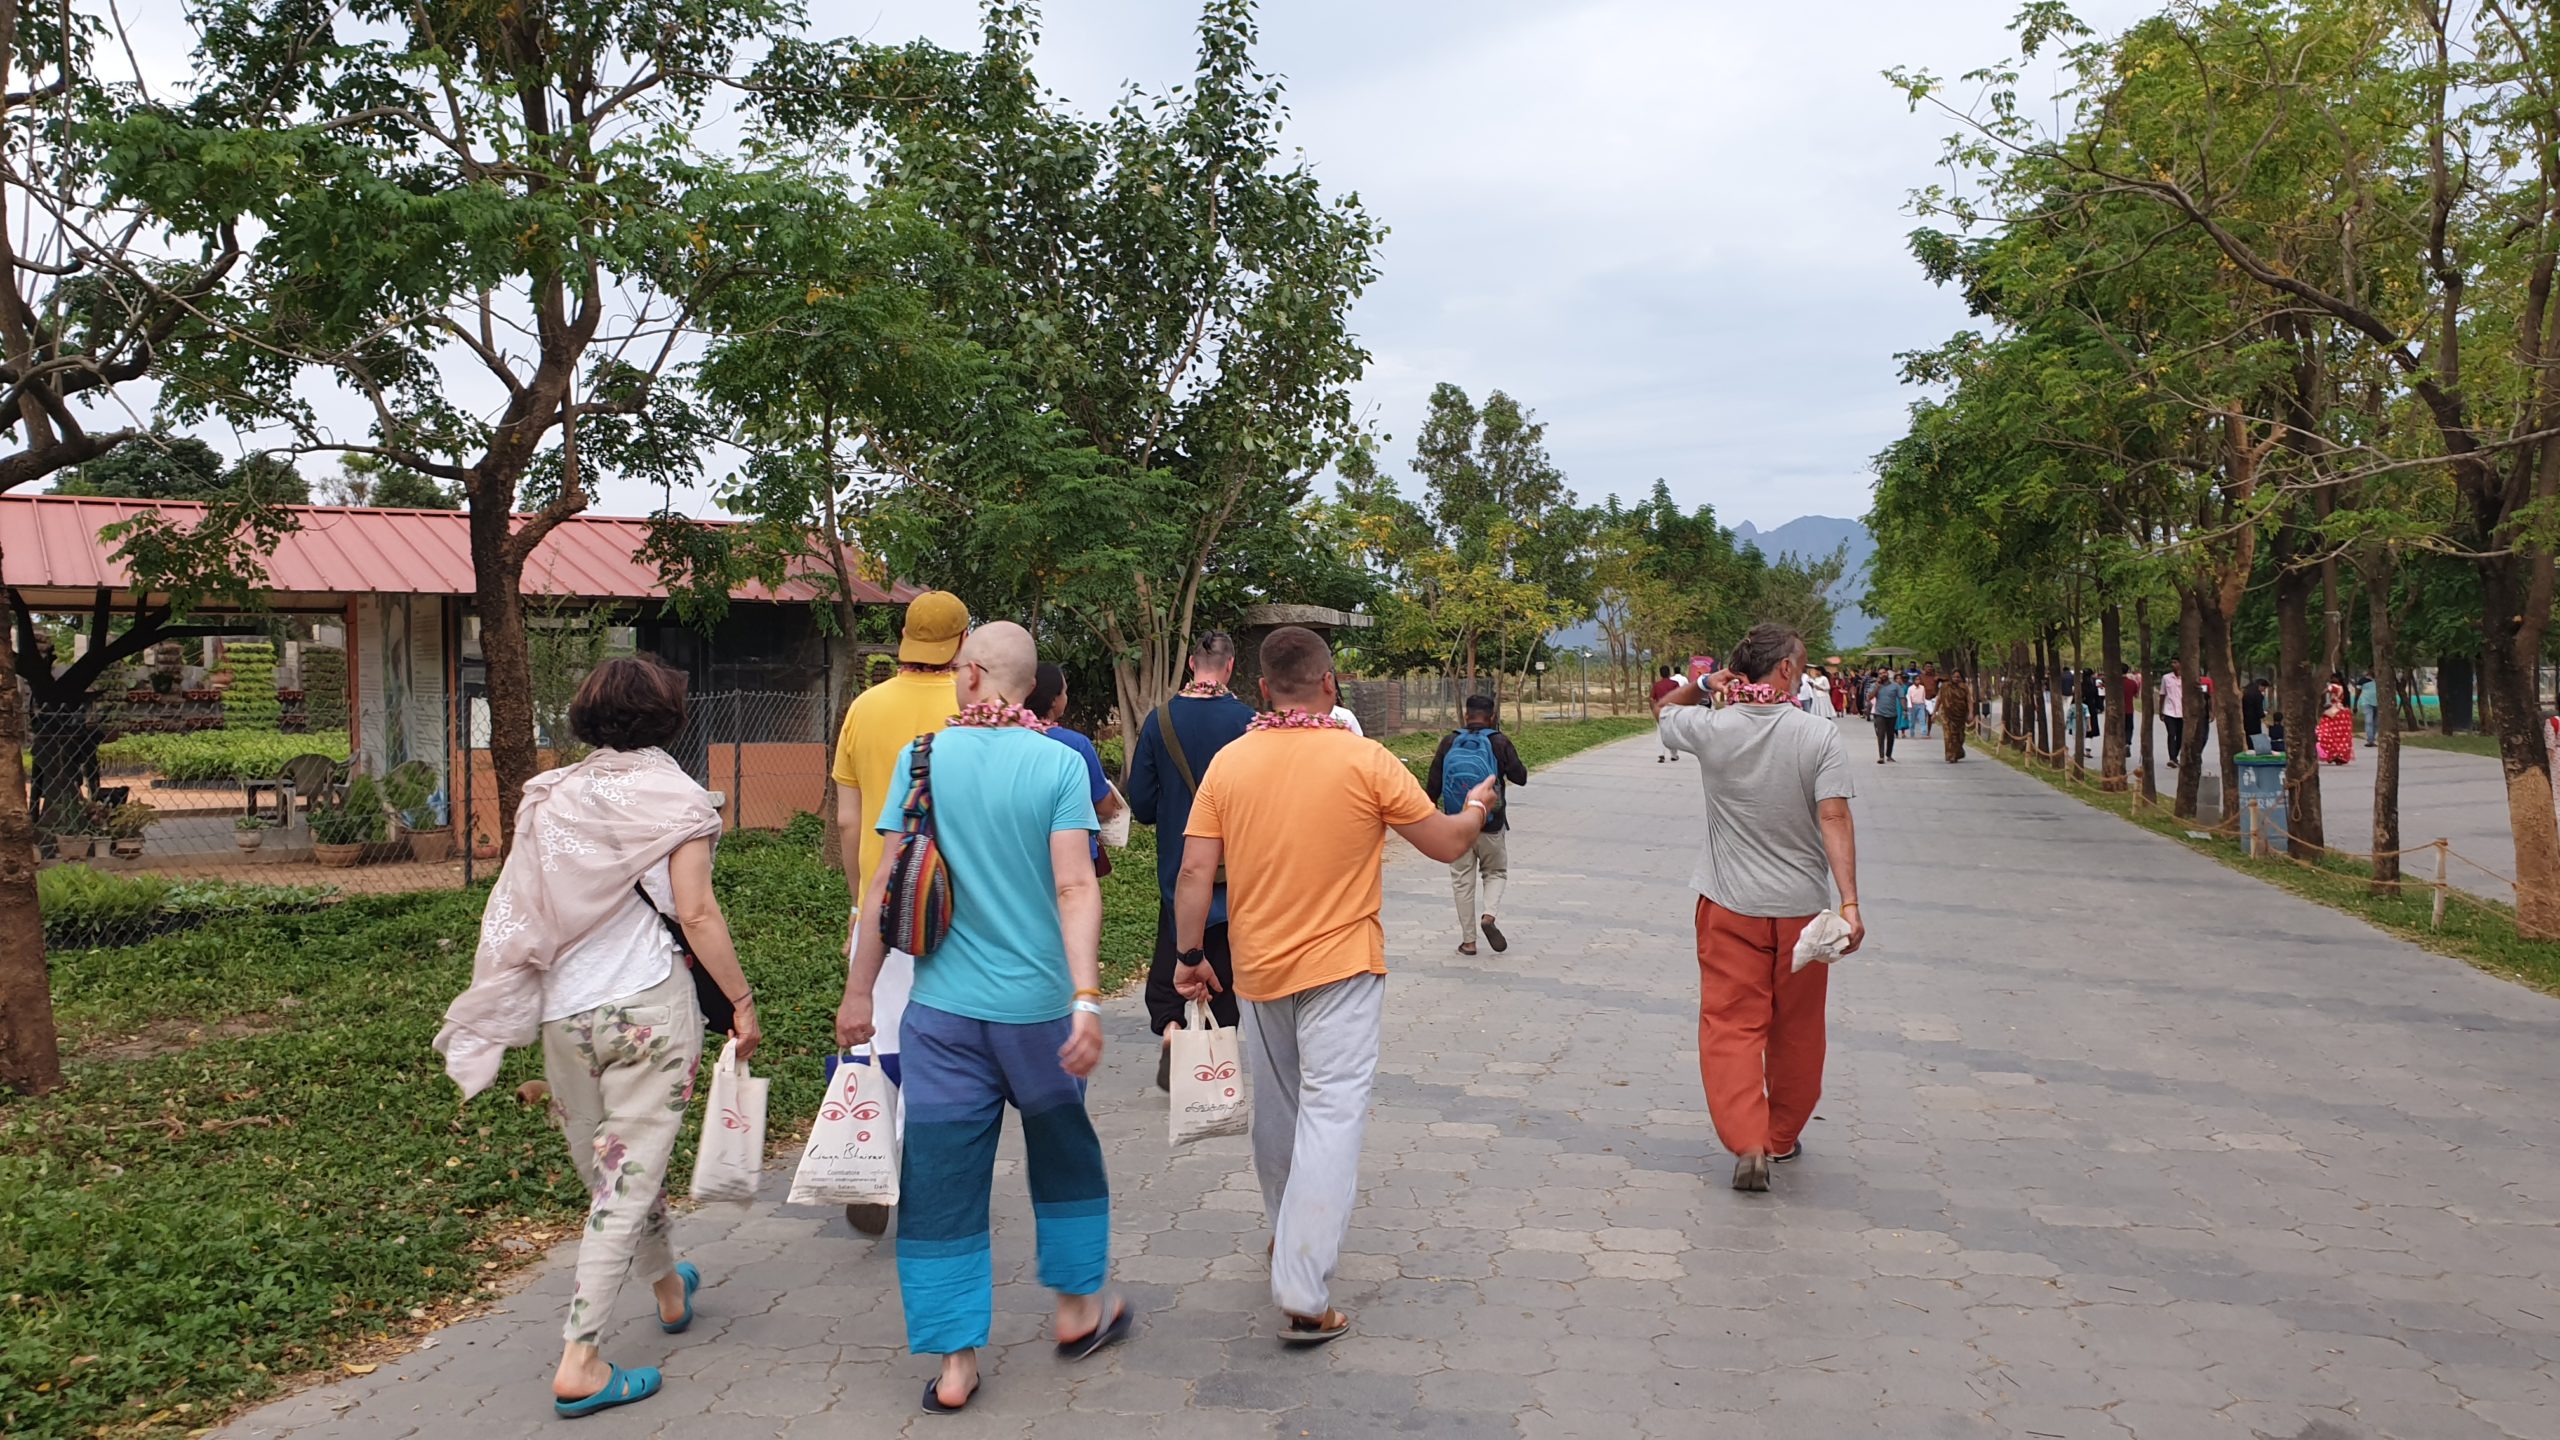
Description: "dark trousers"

(2164, 715), (2184, 763)
(1873, 715), (1897, 760)
(1148, 897), (1238, 1034)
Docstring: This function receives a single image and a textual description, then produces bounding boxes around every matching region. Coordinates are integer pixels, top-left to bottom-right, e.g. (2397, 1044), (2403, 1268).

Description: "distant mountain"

(1733, 515), (1877, 650)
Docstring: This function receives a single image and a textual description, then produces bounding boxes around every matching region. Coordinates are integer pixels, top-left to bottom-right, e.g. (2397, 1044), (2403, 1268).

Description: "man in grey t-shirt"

(1654, 622), (1863, 1193)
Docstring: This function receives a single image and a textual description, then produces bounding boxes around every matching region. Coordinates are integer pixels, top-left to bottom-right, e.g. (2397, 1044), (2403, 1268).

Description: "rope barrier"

(1988, 732), (2527, 929)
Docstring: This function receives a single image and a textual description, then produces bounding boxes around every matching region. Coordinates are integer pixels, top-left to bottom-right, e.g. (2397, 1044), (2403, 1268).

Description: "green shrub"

(219, 641), (281, 731)
(36, 868), (172, 947)
(95, 731), (348, 782)
(311, 774), (386, 846)
(301, 646), (348, 728)
(36, 868), (336, 952)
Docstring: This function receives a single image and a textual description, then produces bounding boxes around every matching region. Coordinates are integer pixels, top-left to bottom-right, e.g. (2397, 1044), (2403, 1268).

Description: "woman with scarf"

(435, 655), (757, 1419)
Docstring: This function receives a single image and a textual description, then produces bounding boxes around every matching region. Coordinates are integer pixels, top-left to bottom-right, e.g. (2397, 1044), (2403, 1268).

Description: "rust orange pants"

(1694, 898), (1830, 1158)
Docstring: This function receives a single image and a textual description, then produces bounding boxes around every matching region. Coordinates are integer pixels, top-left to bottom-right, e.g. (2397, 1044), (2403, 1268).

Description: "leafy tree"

(0, 0), (274, 1095)
(119, 0), (844, 851)
(52, 432), (223, 499)
(322, 453), (458, 509)
(753, 1), (1383, 756)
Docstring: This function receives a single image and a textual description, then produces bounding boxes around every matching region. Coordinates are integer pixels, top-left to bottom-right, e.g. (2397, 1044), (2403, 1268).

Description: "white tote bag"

(787, 1046), (903, 1208)
(690, 1037), (768, 1203)
(1099, 782), (1132, 849)
(1168, 999), (1249, 1145)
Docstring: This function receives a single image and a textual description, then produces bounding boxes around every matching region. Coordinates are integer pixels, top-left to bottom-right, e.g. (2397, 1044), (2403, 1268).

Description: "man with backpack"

(1423, 695), (1530, 956)
(1126, 630), (1256, 1090)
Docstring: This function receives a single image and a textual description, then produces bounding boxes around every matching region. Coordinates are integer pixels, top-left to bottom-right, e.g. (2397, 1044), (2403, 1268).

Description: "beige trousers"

(541, 966), (704, 1345)
(1451, 829), (1509, 946)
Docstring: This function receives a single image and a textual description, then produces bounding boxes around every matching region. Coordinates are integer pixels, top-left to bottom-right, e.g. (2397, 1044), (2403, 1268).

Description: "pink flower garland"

(1728, 681), (1787, 705)
(1178, 681), (1231, 699)
(1247, 708), (1352, 733)
(948, 702), (1051, 731)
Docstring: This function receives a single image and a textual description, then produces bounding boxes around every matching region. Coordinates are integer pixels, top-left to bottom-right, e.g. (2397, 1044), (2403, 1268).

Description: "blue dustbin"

(2236, 754), (2289, 854)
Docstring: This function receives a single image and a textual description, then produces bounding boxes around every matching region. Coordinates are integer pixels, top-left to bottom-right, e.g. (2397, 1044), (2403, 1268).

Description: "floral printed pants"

(541, 967), (703, 1346)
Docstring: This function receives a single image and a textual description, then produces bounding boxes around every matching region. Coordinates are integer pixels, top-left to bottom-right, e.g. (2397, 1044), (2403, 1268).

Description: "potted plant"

(312, 774), (387, 867)
(50, 801), (107, 861)
(381, 763), (453, 863)
(233, 815), (268, 853)
(103, 802), (157, 859)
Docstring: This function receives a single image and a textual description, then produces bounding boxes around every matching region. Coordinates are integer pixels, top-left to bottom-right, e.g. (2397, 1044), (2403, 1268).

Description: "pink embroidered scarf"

(433, 747), (723, 1098)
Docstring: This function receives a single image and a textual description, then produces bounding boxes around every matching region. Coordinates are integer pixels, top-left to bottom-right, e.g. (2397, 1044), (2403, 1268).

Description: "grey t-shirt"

(1657, 702), (1855, 918)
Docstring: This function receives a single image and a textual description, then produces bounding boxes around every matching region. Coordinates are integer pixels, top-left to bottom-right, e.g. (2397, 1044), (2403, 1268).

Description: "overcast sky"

(105, 0), (2148, 530)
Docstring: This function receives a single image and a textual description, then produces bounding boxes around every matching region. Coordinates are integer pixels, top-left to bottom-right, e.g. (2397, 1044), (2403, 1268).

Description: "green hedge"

(219, 642), (281, 732)
(35, 869), (337, 949)
(301, 647), (348, 729)
(96, 731), (349, 783)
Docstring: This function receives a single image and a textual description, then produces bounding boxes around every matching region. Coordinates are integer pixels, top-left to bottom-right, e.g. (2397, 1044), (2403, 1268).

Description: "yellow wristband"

(1073, 987), (1104, 999)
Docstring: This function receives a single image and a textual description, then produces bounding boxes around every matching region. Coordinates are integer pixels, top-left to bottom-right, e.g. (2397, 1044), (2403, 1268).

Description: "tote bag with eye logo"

(1168, 999), (1248, 1146)
(689, 1037), (768, 1203)
(788, 1044), (902, 1208)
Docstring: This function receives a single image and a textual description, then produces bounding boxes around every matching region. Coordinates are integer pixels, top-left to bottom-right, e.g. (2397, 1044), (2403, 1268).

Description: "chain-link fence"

(1343, 659), (1655, 734)
(30, 689), (841, 953)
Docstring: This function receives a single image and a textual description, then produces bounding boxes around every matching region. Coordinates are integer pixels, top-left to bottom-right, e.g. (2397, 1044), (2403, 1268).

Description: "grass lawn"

(2401, 729), (2502, 759)
(0, 814), (1164, 1440)
(1984, 743), (2560, 996)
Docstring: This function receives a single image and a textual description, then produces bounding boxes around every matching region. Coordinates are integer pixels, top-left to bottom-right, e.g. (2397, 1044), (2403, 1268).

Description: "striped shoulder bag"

(878, 735), (955, 957)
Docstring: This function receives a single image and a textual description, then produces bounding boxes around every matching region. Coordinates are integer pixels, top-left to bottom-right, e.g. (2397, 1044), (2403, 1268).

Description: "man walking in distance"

(1423, 695), (1529, 956)
(1870, 669), (1906, 764)
(828, 589), (968, 1234)
(2160, 659), (2187, 768)
(1650, 666), (1682, 762)
(837, 622), (1127, 1415)
(1126, 631), (1255, 1091)
(1653, 622), (1863, 1192)
(1172, 626), (1497, 1344)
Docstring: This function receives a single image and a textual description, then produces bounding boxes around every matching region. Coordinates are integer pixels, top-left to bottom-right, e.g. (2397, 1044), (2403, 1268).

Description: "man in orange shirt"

(1173, 626), (1497, 1345)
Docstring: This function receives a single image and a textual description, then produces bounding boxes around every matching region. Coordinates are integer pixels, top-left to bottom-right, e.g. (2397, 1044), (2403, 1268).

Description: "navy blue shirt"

(1125, 693), (1254, 920)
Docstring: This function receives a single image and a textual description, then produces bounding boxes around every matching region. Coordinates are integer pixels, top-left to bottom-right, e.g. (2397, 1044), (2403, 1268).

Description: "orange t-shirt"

(1184, 727), (1438, 1002)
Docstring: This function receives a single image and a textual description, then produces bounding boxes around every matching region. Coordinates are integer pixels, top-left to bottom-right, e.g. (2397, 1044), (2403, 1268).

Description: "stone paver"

(213, 726), (2560, 1439)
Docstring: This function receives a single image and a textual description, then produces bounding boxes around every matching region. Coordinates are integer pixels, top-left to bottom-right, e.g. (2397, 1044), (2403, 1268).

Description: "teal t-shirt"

(877, 726), (1098, 1025)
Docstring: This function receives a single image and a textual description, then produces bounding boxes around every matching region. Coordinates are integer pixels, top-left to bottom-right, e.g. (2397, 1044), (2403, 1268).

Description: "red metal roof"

(0, 495), (921, 607)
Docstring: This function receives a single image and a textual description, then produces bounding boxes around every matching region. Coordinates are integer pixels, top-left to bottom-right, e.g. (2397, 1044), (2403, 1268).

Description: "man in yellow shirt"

(1173, 625), (1496, 1345)
(829, 589), (969, 1234)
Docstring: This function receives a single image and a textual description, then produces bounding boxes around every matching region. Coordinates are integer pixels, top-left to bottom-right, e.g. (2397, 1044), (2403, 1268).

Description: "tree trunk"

(2042, 628), (2065, 768)
(2101, 602), (2128, 791)
(2137, 597), (2157, 804)
(2478, 558), (2560, 938)
(2437, 653), (2474, 733)
(2273, 529), (2325, 855)
(2174, 588), (2204, 821)
(0, 612), (59, 1095)
(471, 506), (540, 857)
(2365, 552), (2402, 895)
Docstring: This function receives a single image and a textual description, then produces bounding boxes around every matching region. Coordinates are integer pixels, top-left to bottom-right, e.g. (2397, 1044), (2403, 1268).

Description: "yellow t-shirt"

(1184, 727), (1436, 1002)
(831, 670), (959, 888)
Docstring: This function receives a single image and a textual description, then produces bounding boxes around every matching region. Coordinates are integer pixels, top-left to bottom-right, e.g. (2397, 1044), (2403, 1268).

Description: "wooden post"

(2433, 838), (2449, 929)
(2247, 799), (2263, 858)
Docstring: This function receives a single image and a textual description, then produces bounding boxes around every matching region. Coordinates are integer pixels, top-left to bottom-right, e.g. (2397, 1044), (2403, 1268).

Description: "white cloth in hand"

(1791, 908), (1855, 972)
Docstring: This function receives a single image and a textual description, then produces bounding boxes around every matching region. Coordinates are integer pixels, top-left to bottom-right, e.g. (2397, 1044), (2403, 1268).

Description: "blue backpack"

(1440, 728), (1500, 814)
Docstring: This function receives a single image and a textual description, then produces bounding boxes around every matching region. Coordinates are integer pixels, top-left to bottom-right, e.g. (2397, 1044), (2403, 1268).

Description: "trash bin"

(2236, 754), (2289, 855)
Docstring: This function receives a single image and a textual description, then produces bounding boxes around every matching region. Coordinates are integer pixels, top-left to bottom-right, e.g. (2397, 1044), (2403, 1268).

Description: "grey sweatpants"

(1242, 972), (1384, 1319)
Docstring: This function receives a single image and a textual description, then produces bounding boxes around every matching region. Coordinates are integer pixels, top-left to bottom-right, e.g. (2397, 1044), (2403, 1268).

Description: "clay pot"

(314, 842), (363, 868)
(406, 827), (454, 864)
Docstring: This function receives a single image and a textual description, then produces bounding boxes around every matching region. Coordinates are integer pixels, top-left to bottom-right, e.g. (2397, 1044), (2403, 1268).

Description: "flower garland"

(1178, 680), (1231, 699)
(1247, 707), (1352, 733)
(947, 701), (1051, 731)
(1727, 681), (1788, 705)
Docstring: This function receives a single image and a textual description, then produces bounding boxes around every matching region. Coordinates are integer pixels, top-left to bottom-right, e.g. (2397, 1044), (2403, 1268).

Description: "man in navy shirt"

(1126, 630), (1255, 1088)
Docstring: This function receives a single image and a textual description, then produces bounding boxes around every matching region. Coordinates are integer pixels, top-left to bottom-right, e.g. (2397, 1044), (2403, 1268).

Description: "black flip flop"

(1481, 918), (1507, 953)
(1772, 1141), (1804, 1164)
(920, 1376), (980, 1415)
(1056, 1295), (1134, 1361)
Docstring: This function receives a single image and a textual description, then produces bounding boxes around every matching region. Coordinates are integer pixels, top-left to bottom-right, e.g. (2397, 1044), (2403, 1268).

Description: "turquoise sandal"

(658, 1262), (700, 1335)
(554, 1363), (662, 1419)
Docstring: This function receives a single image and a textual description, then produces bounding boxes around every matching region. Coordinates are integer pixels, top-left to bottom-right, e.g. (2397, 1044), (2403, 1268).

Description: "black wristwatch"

(1176, 947), (1208, 967)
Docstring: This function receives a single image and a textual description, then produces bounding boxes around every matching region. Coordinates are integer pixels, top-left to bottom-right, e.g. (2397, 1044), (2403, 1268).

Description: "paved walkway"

(216, 727), (2560, 1440)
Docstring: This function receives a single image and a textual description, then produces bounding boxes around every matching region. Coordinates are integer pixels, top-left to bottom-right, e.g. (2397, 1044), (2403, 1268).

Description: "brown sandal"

(1281, 1308), (1351, 1345)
